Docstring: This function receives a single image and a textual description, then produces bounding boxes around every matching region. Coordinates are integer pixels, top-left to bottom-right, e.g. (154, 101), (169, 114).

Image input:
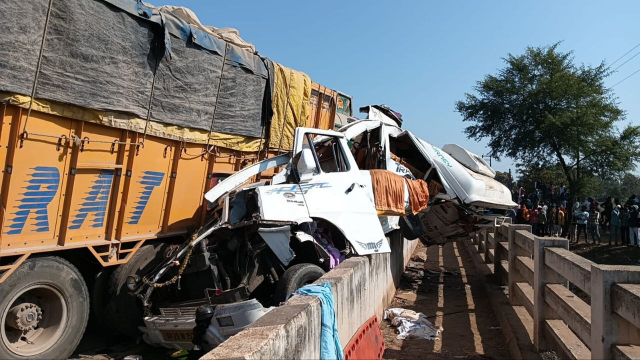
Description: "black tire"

(90, 267), (113, 332)
(104, 244), (166, 338)
(0, 257), (89, 360)
(399, 214), (423, 240)
(273, 263), (325, 305)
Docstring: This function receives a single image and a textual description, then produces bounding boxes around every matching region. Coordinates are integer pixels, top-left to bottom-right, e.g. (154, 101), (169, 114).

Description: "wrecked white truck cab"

(205, 127), (391, 256)
(134, 123), (515, 351)
(340, 117), (516, 245)
(134, 128), (394, 351)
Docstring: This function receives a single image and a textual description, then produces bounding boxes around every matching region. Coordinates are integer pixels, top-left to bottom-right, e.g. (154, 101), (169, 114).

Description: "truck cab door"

(268, 128), (390, 254)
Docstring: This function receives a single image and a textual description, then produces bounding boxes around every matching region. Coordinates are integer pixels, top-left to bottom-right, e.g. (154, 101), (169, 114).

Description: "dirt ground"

(381, 241), (508, 360)
(71, 325), (183, 360)
(570, 238), (640, 265)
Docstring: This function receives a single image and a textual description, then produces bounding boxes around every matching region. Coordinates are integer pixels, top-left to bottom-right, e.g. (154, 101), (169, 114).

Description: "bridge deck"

(382, 240), (509, 360)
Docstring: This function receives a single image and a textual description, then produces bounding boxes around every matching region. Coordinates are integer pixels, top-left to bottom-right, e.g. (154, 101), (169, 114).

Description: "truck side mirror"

(296, 148), (317, 181)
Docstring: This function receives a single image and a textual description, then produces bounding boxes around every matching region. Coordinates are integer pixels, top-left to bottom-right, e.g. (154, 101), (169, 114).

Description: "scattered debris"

(394, 291), (428, 303)
(383, 308), (443, 340)
(401, 271), (423, 289)
(410, 252), (427, 262)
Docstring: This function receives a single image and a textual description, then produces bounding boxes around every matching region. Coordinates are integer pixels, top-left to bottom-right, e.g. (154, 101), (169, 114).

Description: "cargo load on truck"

(0, 1), (352, 358)
(0, 0), (351, 153)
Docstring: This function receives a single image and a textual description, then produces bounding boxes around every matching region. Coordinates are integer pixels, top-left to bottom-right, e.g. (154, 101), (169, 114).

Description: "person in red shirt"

(529, 206), (539, 236)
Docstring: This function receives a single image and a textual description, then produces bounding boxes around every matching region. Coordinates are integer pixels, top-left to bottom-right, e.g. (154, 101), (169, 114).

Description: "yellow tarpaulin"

(0, 92), (264, 152)
(268, 63), (311, 150)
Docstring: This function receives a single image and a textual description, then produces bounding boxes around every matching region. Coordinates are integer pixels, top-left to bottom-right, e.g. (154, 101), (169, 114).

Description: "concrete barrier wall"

(203, 231), (418, 359)
(468, 223), (640, 360)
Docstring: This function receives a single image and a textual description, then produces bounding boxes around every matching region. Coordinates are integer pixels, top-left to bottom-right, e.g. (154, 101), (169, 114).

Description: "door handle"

(345, 183), (356, 194)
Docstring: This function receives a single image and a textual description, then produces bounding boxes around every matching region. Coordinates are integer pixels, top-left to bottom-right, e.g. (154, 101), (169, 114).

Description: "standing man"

(530, 206), (539, 236)
(519, 185), (525, 203)
(589, 204), (601, 244)
(620, 205), (630, 246)
(610, 205), (621, 245)
(584, 197), (592, 212)
(552, 205), (565, 237)
(538, 205), (547, 237)
(575, 205), (590, 244)
(630, 205), (640, 247)
(603, 197), (613, 233)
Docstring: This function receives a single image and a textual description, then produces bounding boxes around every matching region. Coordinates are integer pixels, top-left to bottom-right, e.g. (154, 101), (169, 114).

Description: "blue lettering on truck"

(5, 167), (60, 235)
(431, 145), (453, 168)
(265, 182), (331, 195)
(69, 170), (114, 230)
(127, 171), (165, 225)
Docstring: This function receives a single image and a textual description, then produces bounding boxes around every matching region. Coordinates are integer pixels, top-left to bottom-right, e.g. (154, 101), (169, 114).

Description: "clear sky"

(153, 0), (640, 176)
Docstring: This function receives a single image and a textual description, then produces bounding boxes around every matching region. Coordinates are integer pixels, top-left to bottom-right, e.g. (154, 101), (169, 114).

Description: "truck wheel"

(91, 268), (113, 331)
(104, 244), (166, 338)
(399, 214), (423, 240)
(0, 257), (89, 360)
(273, 263), (325, 305)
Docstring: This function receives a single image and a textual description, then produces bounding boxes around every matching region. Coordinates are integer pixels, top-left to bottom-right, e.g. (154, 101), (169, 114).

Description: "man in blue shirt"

(574, 205), (590, 244)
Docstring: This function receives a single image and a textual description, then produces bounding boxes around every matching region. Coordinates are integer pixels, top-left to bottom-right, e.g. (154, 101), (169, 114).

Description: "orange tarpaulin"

(369, 170), (430, 215)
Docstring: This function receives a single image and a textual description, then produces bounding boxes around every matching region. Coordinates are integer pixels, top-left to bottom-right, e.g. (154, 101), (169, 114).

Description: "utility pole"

(508, 168), (513, 188)
(482, 154), (492, 167)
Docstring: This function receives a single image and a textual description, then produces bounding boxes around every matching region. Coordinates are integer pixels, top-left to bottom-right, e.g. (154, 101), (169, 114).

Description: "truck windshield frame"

(303, 133), (351, 174)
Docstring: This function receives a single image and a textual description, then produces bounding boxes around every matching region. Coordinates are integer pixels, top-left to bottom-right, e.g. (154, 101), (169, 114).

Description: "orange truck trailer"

(0, 0), (353, 358)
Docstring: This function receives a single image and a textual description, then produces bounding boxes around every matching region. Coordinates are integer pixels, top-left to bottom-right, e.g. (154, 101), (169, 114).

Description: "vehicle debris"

(384, 308), (443, 340)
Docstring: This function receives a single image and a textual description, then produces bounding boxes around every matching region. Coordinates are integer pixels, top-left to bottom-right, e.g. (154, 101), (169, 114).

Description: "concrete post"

(483, 228), (490, 264)
(590, 265), (640, 359)
(492, 226), (502, 273)
(533, 236), (569, 351)
(507, 224), (532, 305)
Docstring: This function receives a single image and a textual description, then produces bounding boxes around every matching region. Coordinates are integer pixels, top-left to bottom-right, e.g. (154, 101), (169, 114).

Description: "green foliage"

(601, 173), (640, 202)
(516, 164), (566, 192)
(494, 170), (515, 189)
(456, 43), (640, 198)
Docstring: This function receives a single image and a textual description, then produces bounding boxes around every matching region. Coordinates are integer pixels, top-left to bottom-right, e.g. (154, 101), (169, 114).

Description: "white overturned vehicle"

(132, 119), (516, 351)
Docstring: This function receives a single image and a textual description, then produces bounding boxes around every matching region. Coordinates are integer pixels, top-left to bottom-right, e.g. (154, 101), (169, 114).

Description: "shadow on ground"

(382, 241), (508, 360)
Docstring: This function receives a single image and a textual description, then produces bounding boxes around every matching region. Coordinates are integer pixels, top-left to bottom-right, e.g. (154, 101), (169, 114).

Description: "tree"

(516, 163), (602, 200)
(494, 171), (514, 189)
(516, 164), (566, 194)
(601, 173), (640, 202)
(456, 43), (640, 199)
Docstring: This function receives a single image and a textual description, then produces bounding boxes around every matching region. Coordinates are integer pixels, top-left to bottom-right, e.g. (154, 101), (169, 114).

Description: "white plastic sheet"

(384, 308), (443, 340)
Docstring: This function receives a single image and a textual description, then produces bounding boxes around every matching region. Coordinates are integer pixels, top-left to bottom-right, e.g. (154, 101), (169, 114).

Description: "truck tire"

(399, 214), (423, 240)
(104, 244), (166, 339)
(91, 268), (113, 332)
(0, 257), (89, 360)
(273, 263), (325, 305)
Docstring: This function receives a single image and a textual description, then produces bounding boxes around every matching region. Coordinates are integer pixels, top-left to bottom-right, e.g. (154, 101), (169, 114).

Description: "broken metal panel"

(257, 226), (295, 266)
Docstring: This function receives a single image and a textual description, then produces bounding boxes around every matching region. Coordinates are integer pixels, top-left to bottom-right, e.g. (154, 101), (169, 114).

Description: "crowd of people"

(508, 182), (640, 246)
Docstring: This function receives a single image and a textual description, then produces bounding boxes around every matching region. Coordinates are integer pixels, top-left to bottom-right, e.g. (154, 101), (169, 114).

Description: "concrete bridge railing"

(471, 223), (640, 360)
(202, 231), (418, 359)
